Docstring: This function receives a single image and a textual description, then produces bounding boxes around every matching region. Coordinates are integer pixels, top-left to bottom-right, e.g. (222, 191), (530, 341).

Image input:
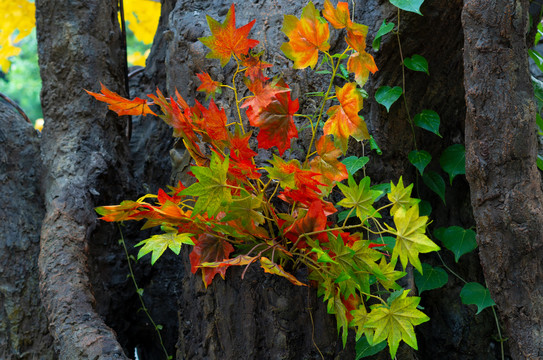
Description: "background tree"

(1, 0), (541, 359)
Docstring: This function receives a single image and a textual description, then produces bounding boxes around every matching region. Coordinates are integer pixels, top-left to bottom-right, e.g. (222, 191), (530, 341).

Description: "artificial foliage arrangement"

(88, 1), (440, 357)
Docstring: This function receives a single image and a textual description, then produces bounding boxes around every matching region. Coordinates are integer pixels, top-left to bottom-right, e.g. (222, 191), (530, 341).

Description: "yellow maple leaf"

(386, 205), (440, 273)
(364, 290), (429, 358)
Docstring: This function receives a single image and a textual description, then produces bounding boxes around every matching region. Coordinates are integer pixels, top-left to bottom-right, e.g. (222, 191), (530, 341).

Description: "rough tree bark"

(463, 1), (543, 358)
(35, 0), (132, 358)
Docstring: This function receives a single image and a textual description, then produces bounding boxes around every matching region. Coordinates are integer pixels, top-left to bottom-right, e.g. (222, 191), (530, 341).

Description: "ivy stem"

(395, 9), (417, 150)
(117, 225), (171, 360)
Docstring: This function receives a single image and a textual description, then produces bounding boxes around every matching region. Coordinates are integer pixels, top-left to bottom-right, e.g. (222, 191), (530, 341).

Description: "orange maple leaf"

(280, 1), (330, 69)
(323, 82), (369, 153)
(199, 4), (259, 67)
(309, 135), (348, 188)
(196, 72), (222, 100)
(348, 51), (378, 87)
(195, 98), (229, 143)
(86, 83), (156, 116)
(322, 0), (377, 86)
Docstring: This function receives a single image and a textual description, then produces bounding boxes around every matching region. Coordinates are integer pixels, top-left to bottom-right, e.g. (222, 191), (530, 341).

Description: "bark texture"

(463, 1), (543, 359)
(0, 100), (55, 359)
(36, 0), (132, 358)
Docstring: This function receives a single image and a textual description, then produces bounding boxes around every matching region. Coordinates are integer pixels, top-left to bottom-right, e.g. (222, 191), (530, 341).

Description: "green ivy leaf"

(372, 20), (395, 51)
(536, 113), (543, 134)
(414, 263), (448, 294)
(538, 154), (543, 171)
(375, 86), (402, 112)
(418, 200), (432, 216)
(389, 0), (424, 15)
(439, 144), (465, 185)
(355, 336), (387, 359)
(369, 135), (382, 155)
(460, 282), (496, 315)
(404, 54), (429, 75)
(408, 150), (431, 175)
(342, 156), (369, 175)
(371, 183), (391, 202)
(422, 170), (445, 204)
(435, 226), (477, 262)
(414, 110), (441, 137)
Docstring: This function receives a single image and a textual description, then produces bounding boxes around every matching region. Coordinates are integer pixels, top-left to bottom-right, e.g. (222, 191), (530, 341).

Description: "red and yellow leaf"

(241, 77), (290, 113)
(322, 0), (351, 29)
(86, 83), (155, 116)
(280, 1), (330, 69)
(324, 82), (369, 153)
(195, 98), (229, 143)
(199, 4), (259, 67)
(260, 257), (307, 286)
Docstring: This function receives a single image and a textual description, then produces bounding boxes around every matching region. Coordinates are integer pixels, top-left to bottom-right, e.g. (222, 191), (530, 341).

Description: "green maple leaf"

(376, 257), (406, 291)
(386, 205), (440, 273)
(351, 302), (372, 341)
(180, 152), (232, 217)
(364, 290), (429, 358)
(325, 288), (350, 347)
(220, 192), (265, 226)
(387, 176), (420, 215)
(337, 176), (382, 221)
(136, 231), (195, 265)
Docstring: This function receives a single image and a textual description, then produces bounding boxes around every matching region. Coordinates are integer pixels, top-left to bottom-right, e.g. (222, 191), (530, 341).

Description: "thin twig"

(0, 92), (32, 124)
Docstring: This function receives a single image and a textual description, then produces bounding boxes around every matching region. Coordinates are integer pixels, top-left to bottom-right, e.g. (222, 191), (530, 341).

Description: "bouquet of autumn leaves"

(89, 2), (440, 358)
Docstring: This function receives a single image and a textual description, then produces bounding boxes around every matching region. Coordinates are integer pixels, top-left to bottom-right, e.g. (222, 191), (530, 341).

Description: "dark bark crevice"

(463, 0), (543, 358)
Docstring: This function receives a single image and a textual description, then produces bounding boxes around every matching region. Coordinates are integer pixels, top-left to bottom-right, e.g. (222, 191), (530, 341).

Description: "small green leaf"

(389, 0), (424, 15)
(137, 288), (144, 296)
(460, 282), (495, 315)
(440, 144), (466, 185)
(414, 263), (448, 294)
(372, 20), (395, 51)
(375, 86), (402, 112)
(339, 63), (350, 79)
(538, 155), (543, 171)
(369, 135), (382, 155)
(156, 324), (163, 330)
(529, 49), (543, 74)
(404, 54), (429, 75)
(355, 336), (387, 359)
(342, 156), (369, 175)
(435, 226), (477, 262)
(414, 110), (441, 137)
(422, 170), (446, 203)
(408, 150), (432, 175)
(537, 113), (543, 134)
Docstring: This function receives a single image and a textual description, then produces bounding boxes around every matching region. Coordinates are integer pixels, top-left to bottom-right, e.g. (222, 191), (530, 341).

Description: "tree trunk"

(463, 1), (543, 358)
(35, 0), (132, 358)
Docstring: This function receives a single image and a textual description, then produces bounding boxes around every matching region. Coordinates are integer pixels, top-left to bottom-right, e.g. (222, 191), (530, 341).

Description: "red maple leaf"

(196, 72), (222, 100)
(86, 83), (155, 116)
(285, 200), (328, 248)
(199, 4), (259, 67)
(190, 234), (234, 288)
(195, 99), (229, 143)
(246, 80), (299, 155)
(241, 77), (290, 113)
(240, 51), (272, 80)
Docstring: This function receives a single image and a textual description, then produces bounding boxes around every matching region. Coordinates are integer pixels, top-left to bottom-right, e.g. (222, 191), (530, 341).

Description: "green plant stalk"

(118, 225), (171, 360)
